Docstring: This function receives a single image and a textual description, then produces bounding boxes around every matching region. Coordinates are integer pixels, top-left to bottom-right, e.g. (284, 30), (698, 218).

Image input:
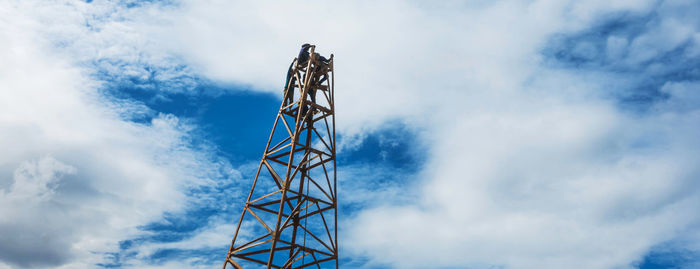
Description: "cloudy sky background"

(1, 0), (699, 268)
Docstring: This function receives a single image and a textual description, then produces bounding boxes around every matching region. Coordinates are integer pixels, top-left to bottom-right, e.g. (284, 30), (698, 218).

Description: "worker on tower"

(297, 43), (311, 66)
(306, 50), (332, 104)
(284, 44), (312, 109)
(283, 44), (333, 127)
(313, 53), (332, 86)
(303, 51), (333, 128)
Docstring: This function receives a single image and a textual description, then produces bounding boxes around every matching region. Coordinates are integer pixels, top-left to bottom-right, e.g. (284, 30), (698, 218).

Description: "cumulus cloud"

(346, 96), (700, 268)
(0, 1), (235, 268)
(3, 0), (700, 268)
(6, 156), (76, 202)
(0, 156), (77, 267)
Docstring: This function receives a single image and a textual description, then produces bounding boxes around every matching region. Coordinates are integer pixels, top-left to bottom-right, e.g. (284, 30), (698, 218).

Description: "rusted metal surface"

(223, 45), (337, 269)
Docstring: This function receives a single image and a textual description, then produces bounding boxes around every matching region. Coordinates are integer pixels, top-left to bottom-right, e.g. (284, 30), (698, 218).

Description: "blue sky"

(1, 0), (699, 268)
(101, 83), (424, 268)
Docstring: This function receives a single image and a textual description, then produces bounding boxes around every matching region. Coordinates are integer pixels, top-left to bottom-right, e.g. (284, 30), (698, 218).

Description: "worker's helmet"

(301, 43), (311, 48)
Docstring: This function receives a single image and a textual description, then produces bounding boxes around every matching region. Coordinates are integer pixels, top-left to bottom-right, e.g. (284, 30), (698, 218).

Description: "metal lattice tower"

(223, 45), (337, 269)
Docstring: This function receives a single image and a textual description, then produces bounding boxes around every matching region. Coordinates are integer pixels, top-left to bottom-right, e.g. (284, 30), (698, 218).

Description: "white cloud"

(2, 0), (699, 268)
(0, 2), (235, 268)
(346, 93), (700, 268)
(127, 219), (234, 263)
(151, 0), (700, 268)
(6, 156), (76, 202)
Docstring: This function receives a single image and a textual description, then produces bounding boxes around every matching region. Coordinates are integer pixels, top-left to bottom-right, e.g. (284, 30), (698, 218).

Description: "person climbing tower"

(283, 44), (312, 108)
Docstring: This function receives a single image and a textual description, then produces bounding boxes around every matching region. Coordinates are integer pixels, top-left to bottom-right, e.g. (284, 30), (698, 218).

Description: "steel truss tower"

(223, 45), (337, 269)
